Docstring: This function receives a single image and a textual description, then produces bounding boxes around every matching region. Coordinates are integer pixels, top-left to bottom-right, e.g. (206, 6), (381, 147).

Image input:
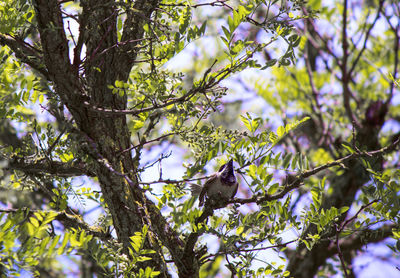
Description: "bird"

(191, 159), (238, 206)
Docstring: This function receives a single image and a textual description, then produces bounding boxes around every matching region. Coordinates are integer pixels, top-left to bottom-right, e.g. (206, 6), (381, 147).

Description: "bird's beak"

(218, 159), (234, 173)
(225, 159), (233, 171)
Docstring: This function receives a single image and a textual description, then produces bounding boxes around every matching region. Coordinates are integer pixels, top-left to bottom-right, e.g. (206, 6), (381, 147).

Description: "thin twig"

(231, 135), (400, 205)
(66, 21), (77, 47)
(160, 0), (230, 9)
(47, 126), (67, 156)
(341, 0), (361, 129)
(348, 0), (384, 76)
(0, 207), (111, 240)
(304, 50), (326, 145)
(82, 60), (217, 116)
(383, 11), (400, 103)
(203, 239), (297, 260)
(339, 199), (379, 232)
(335, 223), (349, 278)
(138, 175), (211, 186)
(118, 132), (176, 156)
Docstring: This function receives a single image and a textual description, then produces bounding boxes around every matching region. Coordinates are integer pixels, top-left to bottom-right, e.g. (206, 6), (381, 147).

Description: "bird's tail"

(189, 183), (202, 196)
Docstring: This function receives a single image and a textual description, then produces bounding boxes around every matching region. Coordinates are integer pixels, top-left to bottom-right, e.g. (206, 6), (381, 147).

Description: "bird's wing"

(199, 174), (217, 206)
(231, 181), (239, 199)
(190, 183), (202, 196)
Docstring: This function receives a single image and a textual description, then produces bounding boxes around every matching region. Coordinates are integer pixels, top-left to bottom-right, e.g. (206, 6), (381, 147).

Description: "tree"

(0, 0), (399, 277)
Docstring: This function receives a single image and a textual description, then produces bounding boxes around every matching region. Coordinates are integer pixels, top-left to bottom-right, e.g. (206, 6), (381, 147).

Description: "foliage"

(0, 0), (399, 277)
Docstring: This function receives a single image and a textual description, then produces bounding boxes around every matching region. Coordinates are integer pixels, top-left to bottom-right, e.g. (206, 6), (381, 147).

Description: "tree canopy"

(0, 0), (399, 277)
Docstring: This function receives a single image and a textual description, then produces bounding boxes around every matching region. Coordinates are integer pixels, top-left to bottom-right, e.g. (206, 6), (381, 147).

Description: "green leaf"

(291, 153), (299, 170)
(132, 119), (144, 130)
(39, 236), (51, 254)
(47, 235), (60, 255)
(179, 6), (191, 34)
(232, 10), (241, 30)
(227, 16), (234, 33)
(340, 206), (349, 214)
(31, 89), (39, 103)
(115, 80), (124, 88)
(42, 211), (58, 225)
(199, 20), (207, 35)
(262, 59), (277, 69)
(268, 183), (279, 195)
(220, 36), (229, 47)
(22, 90), (30, 103)
(277, 126), (285, 137)
(311, 187), (320, 208)
(240, 115), (252, 131)
(222, 26), (231, 40)
(58, 233), (70, 255)
(117, 17), (122, 31)
(39, 94), (45, 103)
(143, 24), (150, 33)
(341, 142), (355, 154)
(70, 232), (80, 247)
(264, 174), (273, 186)
(30, 217), (39, 228)
(248, 164), (257, 179)
(282, 153), (292, 169)
(60, 152), (74, 162)
(269, 132), (278, 143)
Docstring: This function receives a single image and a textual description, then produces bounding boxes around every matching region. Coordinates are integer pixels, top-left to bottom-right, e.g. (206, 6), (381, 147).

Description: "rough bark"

(30, 0), (196, 276)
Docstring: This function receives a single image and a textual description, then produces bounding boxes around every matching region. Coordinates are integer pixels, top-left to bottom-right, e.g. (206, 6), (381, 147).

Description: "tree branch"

(383, 10), (400, 102)
(6, 159), (94, 177)
(304, 48), (326, 145)
(181, 198), (230, 274)
(33, 0), (88, 131)
(159, 0), (229, 9)
(335, 223), (349, 278)
(0, 207), (111, 241)
(348, 0), (384, 77)
(33, 0), (72, 81)
(82, 86), (202, 116)
(328, 224), (395, 257)
(232, 135), (400, 205)
(341, 0), (361, 129)
(116, 0), (160, 81)
(83, 59), (218, 116)
(0, 34), (49, 79)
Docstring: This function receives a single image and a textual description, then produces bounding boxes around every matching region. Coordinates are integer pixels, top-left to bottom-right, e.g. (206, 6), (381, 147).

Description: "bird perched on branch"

(191, 159), (238, 206)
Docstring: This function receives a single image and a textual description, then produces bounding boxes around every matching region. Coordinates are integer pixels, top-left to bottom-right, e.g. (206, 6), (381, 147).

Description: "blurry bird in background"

(191, 159), (238, 206)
